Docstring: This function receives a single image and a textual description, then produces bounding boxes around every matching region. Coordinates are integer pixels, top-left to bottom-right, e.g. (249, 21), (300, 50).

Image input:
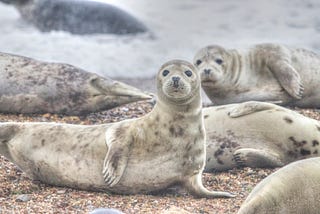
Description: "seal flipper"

(184, 173), (236, 198)
(102, 127), (132, 187)
(267, 61), (304, 99)
(234, 148), (284, 168)
(228, 101), (277, 118)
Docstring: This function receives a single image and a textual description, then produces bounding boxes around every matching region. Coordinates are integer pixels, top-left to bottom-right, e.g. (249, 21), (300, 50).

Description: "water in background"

(0, 0), (320, 80)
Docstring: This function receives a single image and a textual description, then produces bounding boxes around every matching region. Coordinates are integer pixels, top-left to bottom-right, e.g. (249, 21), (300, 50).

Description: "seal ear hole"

(196, 60), (202, 66)
(185, 70), (193, 77)
(215, 59), (223, 65)
(162, 70), (170, 77)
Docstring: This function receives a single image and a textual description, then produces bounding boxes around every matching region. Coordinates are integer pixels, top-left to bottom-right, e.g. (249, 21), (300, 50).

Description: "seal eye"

(215, 59), (223, 65)
(185, 70), (193, 77)
(162, 70), (170, 77)
(196, 60), (202, 66)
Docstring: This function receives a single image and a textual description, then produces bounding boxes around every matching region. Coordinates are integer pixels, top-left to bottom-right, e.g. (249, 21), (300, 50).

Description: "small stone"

(16, 194), (31, 202)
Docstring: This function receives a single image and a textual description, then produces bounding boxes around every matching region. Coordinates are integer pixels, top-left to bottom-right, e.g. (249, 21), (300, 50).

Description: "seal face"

(0, 52), (151, 115)
(0, 60), (234, 198)
(237, 157), (320, 214)
(203, 101), (320, 172)
(194, 44), (320, 108)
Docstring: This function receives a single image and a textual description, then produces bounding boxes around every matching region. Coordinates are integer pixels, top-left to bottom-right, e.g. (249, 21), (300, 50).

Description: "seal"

(0, 51), (152, 115)
(0, 60), (234, 198)
(237, 157), (320, 214)
(194, 43), (320, 108)
(203, 101), (320, 172)
(0, 0), (148, 35)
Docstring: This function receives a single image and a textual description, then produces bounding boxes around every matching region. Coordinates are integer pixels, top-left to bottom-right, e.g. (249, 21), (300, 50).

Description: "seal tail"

(0, 123), (19, 161)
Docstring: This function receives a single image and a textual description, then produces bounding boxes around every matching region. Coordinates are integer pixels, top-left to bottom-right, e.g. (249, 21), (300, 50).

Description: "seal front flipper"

(234, 148), (284, 168)
(102, 126), (131, 187)
(184, 173), (236, 198)
(228, 101), (277, 118)
(267, 61), (304, 99)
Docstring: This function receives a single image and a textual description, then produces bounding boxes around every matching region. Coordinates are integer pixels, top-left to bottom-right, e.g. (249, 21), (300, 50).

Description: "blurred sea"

(0, 0), (320, 94)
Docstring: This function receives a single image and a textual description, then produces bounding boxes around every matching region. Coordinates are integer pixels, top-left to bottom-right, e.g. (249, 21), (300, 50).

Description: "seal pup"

(0, 0), (148, 35)
(203, 101), (320, 172)
(0, 60), (234, 198)
(237, 157), (320, 214)
(194, 43), (320, 108)
(0, 52), (151, 115)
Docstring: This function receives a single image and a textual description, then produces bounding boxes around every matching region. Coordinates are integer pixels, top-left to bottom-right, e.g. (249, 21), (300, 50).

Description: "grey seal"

(0, 60), (234, 198)
(0, 51), (151, 115)
(237, 157), (320, 214)
(194, 43), (320, 108)
(203, 101), (320, 172)
(0, 0), (148, 35)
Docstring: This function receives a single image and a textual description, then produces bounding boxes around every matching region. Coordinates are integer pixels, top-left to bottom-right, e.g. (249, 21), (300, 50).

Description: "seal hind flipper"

(233, 148), (284, 168)
(184, 174), (236, 198)
(267, 61), (304, 99)
(228, 101), (277, 118)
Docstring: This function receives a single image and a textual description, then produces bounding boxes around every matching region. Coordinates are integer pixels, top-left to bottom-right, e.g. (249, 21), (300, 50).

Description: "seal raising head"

(194, 44), (320, 108)
(0, 60), (234, 198)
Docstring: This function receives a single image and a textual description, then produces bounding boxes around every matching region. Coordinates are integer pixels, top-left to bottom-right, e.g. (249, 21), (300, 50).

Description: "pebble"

(16, 194), (31, 202)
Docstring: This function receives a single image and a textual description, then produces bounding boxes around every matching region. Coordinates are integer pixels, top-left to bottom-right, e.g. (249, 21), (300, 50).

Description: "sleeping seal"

(203, 101), (320, 172)
(0, 51), (151, 115)
(0, 0), (148, 35)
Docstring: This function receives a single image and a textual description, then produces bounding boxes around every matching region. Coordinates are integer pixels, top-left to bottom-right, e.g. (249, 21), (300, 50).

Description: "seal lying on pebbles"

(237, 157), (320, 214)
(194, 43), (320, 108)
(0, 0), (148, 35)
(0, 60), (234, 198)
(203, 101), (320, 172)
(0, 52), (151, 115)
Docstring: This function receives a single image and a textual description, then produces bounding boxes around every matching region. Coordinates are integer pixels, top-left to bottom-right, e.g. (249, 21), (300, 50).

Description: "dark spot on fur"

(182, 161), (187, 166)
(287, 151), (297, 158)
(71, 144), (77, 150)
(198, 125), (203, 135)
(186, 142), (192, 151)
(204, 115), (209, 119)
(283, 116), (293, 124)
(83, 143), (89, 148)
(316, 125), (320, 132)
(217, 159), (224, 165)
(214, 149), (224, 157)
(289, 136), (307, 147)
(314, 150), (318, 154)
(312, 140), (319, 147)
(155, 115), (160, 122)
(56, 148), (62, 152)
(300, 149), (311, 156)
(154, 131), (159, 136)
(207, 157), (211, 162)
(169, 125), (184, 137)
(41, 139), (45, 146)
(111, 149), (123, 171)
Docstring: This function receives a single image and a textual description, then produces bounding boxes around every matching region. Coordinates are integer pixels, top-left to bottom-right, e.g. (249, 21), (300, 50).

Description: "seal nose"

(204, 69), (211, 75)
(172, 76), (180, 88)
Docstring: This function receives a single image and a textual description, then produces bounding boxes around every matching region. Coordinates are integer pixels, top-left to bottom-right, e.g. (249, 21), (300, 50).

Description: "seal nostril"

(204, 69), (211, 74)
(172, 76), (180, 88)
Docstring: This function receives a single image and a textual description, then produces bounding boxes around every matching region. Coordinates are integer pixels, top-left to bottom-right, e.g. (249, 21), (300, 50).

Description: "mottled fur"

(203, 101), (320, 172)
(194, 43), (320, 108)
(0, 52), (151, 115)
(0, 60), (234, 198)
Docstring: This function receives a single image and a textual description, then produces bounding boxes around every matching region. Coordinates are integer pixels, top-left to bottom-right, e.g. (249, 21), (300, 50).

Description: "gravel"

(0, 101), (318, 213)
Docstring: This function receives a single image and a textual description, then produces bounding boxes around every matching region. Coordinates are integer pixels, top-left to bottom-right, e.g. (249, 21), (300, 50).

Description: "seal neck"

(155, 89), (202, 115)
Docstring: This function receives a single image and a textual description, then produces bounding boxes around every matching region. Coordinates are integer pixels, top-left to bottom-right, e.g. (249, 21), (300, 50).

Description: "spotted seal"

(237, 157), (320, 214)
(194, 43), (320, 108)
(0, 60), (234, 198)
(0, 0), (148, 35)
(0, 52), (151, 115)
(203, 101), (320, 172)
